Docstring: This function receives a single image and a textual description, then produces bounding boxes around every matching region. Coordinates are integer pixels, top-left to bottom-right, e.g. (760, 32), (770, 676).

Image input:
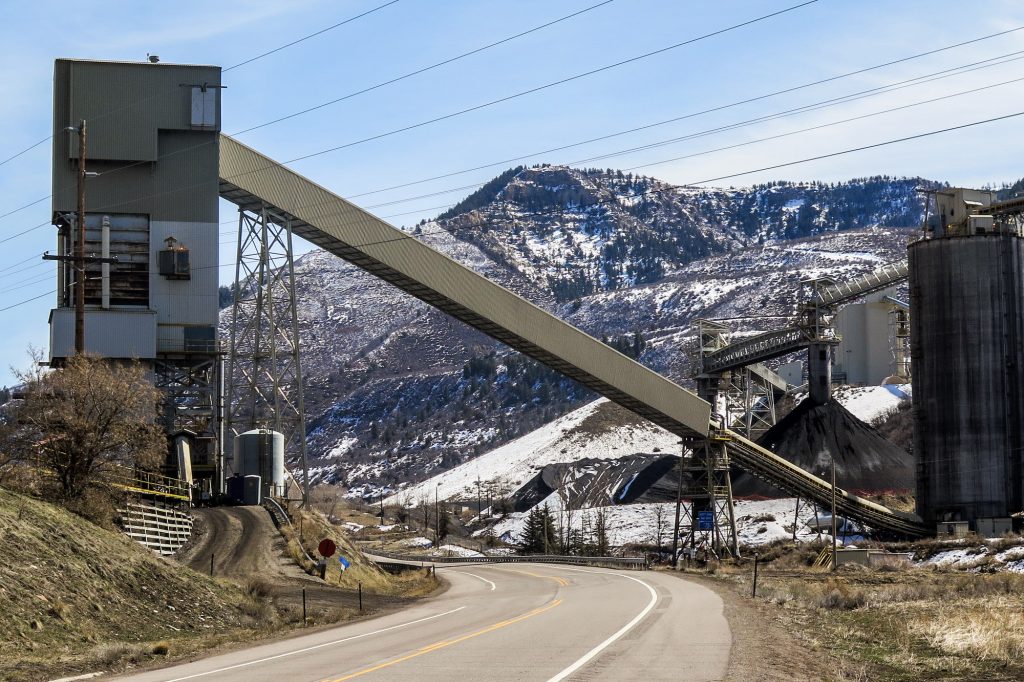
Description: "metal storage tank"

(233, 429), (286, 498)
(910, 191), (1024, 529)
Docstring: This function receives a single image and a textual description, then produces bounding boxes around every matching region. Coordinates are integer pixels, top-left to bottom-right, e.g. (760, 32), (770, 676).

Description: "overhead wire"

(0, 0), (403, 168)
(0, 0), (615, 224)
(342, 45), (1024, 204)
(270, 1), (821, 167)
(362, 61), (1024, 211)
(0, 289), (55, 313)
(223, 0), (401, 72)
(232, 0), (615, 135)
(76, 108), (1024, 285)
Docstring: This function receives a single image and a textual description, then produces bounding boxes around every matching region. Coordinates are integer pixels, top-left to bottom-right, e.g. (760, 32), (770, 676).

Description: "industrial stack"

(910, 188), (1024, 535)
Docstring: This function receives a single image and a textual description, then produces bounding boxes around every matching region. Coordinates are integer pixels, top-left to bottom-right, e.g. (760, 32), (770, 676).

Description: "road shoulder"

(660, 570), (836, 681)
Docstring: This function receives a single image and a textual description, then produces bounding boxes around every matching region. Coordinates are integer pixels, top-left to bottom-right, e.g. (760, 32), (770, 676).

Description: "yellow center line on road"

(323, 598), (563, 682)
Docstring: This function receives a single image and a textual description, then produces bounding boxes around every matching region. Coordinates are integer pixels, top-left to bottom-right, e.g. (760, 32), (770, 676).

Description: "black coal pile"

(509, 454), (682, 511)
(732, 399), (914, 497)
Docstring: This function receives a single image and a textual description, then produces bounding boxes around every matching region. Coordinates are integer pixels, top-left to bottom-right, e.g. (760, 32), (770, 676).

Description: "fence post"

(751, 552), (759, 598)
(302, 587), (307, 626)
(358, 581), (363, 611)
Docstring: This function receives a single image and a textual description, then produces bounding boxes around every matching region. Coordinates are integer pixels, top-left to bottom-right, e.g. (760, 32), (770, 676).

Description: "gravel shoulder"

(660, 569), (840, 681)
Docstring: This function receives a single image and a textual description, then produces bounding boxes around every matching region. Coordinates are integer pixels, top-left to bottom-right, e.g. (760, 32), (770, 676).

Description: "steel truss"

(724, 369), (777, 440)
(678, 436), (739, 559)
(153, 353), (221, 496)
(225, 205), (309, 503)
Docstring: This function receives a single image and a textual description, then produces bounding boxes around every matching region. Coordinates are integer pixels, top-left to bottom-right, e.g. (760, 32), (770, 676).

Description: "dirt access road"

(177, 506), (406, 615)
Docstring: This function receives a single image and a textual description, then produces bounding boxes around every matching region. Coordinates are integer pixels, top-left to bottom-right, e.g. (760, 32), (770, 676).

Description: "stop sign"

(318, 538), (337, 558)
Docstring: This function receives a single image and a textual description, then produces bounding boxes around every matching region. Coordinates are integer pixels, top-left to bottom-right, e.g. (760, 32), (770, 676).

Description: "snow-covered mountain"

(222, 165), (932, 497)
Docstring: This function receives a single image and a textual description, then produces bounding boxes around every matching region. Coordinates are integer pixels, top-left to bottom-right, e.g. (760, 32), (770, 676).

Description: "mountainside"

(227, 165), (931, 497)
(435, 166), (925, 301)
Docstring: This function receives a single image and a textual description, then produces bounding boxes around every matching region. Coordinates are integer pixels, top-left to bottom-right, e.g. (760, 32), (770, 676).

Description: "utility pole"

(831, 455), (838, 571)
(434, 483), (440, 545)
(44, 120), (116, 352)
(74, 119), (87, 354)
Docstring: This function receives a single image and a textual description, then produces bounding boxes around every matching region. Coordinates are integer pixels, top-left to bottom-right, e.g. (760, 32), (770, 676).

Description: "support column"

(807, 342), (832, 405)
(225, 205), (310, 505)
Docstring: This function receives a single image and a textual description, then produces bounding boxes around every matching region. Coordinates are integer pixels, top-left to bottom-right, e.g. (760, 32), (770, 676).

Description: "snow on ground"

(385, 398), (678, 505)
(487, 497), (832, 549)
(402, 536), (433, 548)
(340, 522), (365, 533)
(433, 544), (485, 558)
(832, 384), (911, 423)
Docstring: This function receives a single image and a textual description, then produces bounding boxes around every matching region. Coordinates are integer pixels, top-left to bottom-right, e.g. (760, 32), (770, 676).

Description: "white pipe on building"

(101, 215), (110, 309)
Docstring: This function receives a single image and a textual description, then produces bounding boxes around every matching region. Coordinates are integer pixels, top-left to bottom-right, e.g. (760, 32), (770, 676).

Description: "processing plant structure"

(44, 56), (1024, 541)
(48, 58), (225, 500)
(911, 188), (1024, 534)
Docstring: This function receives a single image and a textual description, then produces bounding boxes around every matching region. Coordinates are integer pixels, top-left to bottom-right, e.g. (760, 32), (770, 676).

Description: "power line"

(355, 57), (1024, 211)
(107, 109), (1024, 283)
(0, 135), (51, 168)
(0, 1), (403, 170)
(0, 252), (45, 275)
(0, 289), (55, 313)
(324, 110), (1024, 252)
(622, 75), (1024, 174)
(223, 0), (401, 72)
(342, 30), (1024, 201)
(0, 1), (613, 225)
(275, 1), (821, 167)
(233, 0), (615, 135)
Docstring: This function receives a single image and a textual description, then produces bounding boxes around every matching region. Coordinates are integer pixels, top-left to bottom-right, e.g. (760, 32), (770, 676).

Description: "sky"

(1, 0), (1023, 385)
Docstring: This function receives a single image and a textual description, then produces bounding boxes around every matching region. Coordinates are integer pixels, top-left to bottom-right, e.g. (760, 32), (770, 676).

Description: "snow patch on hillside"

(385, 398), (678, 505)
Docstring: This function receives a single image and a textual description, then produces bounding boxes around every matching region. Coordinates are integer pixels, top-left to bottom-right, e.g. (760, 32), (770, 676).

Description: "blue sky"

(1, 0), (1023, 384)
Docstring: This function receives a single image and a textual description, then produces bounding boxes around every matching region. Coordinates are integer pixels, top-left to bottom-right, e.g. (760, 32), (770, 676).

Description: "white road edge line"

(165, 606), (467, 681)
(454, 569), (497, 591)
(544, 566), (658, 682)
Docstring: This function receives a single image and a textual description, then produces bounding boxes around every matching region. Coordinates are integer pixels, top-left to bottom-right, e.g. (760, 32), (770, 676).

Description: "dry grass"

(281, 506), (437, 597)
(708, 557), (1024, 681)
(911, 601), (1024, 663)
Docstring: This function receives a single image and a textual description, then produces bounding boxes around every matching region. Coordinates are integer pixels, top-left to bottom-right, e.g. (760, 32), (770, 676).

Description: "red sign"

(318, 539), (337, 558)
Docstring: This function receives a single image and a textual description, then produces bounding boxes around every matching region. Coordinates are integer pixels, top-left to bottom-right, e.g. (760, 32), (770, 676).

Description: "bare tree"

(555, 465), (577, 554)
(5, 354), (164, 502)
(651, 504), (669, 552)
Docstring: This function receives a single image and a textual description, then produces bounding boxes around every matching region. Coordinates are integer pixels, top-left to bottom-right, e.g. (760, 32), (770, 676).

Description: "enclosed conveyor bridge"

(217, 134), (926, 537)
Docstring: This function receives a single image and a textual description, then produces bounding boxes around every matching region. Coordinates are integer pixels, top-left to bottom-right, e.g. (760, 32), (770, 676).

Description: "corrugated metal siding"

(50, 308), (157, 359)
(52, 60), (220, 222)
(911, 235), (1024, 524)
(218, 134), (711, 438)
(149, 220), (219, 327)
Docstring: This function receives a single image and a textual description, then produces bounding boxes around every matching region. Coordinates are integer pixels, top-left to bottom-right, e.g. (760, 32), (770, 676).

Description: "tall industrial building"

(911, 188), (1024, 531)
(49, 59), (223, 497)
(832, 288), (910, 386)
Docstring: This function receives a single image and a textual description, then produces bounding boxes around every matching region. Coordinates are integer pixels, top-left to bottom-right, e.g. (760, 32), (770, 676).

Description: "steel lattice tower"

(225, 204), (309, 504)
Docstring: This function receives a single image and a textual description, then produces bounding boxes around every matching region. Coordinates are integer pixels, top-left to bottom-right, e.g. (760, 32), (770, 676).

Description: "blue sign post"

(697, 511), (714, 531)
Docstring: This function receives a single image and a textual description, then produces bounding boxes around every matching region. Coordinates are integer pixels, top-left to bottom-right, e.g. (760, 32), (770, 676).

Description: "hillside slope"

(0, 488), (264, 680)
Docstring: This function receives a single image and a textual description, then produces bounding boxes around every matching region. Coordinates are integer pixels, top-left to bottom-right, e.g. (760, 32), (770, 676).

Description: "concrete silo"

(910, 188), (1024, 533)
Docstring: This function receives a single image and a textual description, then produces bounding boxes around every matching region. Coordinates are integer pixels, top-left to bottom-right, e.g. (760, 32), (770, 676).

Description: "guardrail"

(366, 550), (648, 570)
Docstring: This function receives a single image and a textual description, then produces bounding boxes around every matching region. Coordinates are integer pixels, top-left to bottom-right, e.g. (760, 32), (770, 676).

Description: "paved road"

(113, 564), (730, 682)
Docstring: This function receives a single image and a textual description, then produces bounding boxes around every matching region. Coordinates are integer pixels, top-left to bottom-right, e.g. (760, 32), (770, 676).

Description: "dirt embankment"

(0, 488), (264, 681)
(0, 490), (437, 682)
(179, 505), (438, 615)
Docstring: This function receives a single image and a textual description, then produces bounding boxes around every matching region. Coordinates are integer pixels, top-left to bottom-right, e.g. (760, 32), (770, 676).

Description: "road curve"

(112, 565), (730, 682)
